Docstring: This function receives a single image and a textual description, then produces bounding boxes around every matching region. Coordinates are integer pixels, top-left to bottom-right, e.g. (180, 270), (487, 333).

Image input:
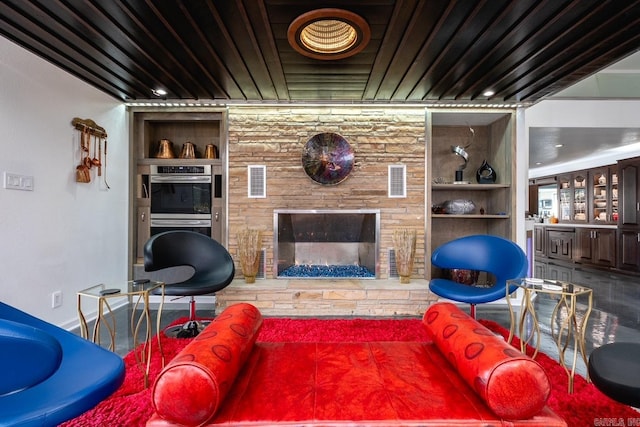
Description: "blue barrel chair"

(429, 234), (528, 318)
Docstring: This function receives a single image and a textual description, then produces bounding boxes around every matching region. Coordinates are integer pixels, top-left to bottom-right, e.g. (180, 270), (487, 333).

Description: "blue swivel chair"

(0, 301), (125, 426)
(144, 231), (235, 338)
(430, 234), (528, 318)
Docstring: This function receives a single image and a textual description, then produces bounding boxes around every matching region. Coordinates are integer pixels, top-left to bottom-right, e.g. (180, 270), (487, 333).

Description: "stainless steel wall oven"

(149, 165), (214, 237)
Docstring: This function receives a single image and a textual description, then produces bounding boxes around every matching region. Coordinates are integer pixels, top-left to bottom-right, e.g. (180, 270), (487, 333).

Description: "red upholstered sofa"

(147, 302), (566, 427)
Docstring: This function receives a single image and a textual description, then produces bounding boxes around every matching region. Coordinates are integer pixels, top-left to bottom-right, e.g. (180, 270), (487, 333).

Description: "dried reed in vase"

(237, 228), (262, 283)
(393, 228), (417, 284)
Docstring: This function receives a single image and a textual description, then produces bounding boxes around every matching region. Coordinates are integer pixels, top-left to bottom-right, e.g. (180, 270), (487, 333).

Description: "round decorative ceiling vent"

(302, 133), (354, 185)
(288, 9), (370, 60)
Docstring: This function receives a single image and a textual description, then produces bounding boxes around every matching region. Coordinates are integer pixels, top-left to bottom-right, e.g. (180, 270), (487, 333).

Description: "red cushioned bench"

(147, 302), (566, 427)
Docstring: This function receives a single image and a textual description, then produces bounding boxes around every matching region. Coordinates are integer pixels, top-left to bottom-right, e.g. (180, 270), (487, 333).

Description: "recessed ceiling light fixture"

(288, 9), (370, 60)
(152, 88), (167, 97)
(482, 90), (495, 97)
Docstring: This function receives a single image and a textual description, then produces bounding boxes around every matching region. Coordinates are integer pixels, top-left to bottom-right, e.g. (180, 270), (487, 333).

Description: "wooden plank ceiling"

(1, 0), (639, 105)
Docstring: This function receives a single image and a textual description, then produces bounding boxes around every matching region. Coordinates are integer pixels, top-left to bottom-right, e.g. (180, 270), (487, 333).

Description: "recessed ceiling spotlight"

(555, 144), (564, 148)
(536, 162), (542, 165)
(482, 90), (495, 97)
(288, 9), (370, 60)
(152, 88), (167, 97)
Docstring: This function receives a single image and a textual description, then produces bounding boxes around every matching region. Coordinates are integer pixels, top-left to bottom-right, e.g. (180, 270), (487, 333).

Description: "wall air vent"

(248, 165), (266, 198)
(257, 249), (266, 279)
(388, 164), (406, 198)
(388, 248), (398, 278)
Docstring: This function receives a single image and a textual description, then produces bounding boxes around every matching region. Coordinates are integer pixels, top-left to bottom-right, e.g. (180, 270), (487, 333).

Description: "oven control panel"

(151, 165), (211, 175)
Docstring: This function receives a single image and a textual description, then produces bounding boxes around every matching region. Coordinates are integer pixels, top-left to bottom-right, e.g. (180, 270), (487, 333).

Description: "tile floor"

(480, 264), (640, 377)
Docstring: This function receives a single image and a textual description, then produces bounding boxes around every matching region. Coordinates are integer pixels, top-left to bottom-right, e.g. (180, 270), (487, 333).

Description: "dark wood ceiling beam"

(372, 0), (452, 101)
(243, 0), (289, 100)
(445, 0), (549, 101)
(176, 1), (252, 100)
(509, 14), (640, 102)
(494, 0), (638, 102)
(54, 0), (149, 92)
(140, 1), (224, 100)
(395, 1), (485, 101)
(58, 0), (184, 98)
(362, 0), (419, 100)
(1, 0), (141, 99)
(204, 0), (274, 100)
(412, 0), (497, 100)
(448, 0), (582, 101)
(100, 0), (203, 99)
(493, 0), (618, 101)
(529, 36), (640, 102)
(116, 0), (242, 99)
(0, 26), (131, 100)
(88, 1), (196, 99)
(2, 0), (638, 104)
(428, 1), (528, 100)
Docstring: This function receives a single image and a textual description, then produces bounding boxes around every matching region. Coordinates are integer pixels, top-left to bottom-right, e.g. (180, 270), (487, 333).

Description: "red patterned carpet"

(61, 317), (639, 427)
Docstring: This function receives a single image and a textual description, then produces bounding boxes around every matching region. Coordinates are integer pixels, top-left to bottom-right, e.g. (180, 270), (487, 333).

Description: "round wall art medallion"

(302, 132), (354, 185)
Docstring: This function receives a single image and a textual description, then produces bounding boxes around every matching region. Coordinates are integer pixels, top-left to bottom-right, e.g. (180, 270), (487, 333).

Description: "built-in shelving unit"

(426, 110), (517, 280)
(127, 108), (228, 280)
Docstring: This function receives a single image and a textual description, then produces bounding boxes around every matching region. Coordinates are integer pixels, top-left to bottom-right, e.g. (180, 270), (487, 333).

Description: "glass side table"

(506, 278), (593, 394)
(77, 280), (165, 387)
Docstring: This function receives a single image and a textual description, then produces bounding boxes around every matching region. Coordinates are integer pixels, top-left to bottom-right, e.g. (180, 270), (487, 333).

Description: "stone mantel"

(216, 278), (437, 317)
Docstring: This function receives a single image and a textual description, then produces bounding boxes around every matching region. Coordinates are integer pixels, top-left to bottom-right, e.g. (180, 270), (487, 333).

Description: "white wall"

(526, 99), (640, 178)
(0, 37), (129, 327)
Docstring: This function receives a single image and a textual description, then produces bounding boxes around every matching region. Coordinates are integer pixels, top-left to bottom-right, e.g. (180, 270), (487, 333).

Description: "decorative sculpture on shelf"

(451, 125), (474, 183)
(476, 160), (497, 183)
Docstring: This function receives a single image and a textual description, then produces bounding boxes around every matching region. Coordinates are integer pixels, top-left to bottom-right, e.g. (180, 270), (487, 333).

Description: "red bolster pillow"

(151, 303), (262, 426)
(423, 302), (551, 420)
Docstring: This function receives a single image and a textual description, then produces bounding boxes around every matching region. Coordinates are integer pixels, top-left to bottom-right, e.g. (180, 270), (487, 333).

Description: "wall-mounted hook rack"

(71, 117), (108, 139)
(71, 117), (109, 186)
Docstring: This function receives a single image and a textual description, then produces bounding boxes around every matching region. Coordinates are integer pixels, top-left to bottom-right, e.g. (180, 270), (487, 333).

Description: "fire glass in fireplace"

(274, 209), (379, 278)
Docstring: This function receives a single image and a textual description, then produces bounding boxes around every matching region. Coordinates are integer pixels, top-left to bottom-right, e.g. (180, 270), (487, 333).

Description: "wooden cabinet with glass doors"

(590, 166), (618, 224)
(558, 172), (587, 223)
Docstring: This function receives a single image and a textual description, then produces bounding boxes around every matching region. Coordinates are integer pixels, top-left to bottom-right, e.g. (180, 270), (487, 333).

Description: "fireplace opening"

(274, 209), (379, 279)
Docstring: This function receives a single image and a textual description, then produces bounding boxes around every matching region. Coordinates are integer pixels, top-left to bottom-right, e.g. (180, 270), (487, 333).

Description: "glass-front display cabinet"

(559, 175), (571, 222)
(573, 173), (587, 222)
(591, 166), (618, 223)
(558, 172), (587, 223)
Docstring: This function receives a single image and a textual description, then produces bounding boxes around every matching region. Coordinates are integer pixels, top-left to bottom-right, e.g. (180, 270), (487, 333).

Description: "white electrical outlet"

(51, 291), (62, 308)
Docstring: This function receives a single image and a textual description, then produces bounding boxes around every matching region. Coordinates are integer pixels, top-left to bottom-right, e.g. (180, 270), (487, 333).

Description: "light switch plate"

(3, 172), (34, 191)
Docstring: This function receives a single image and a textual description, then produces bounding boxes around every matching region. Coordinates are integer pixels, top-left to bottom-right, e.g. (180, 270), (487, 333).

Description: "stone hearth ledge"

(215, 278), (438, 317)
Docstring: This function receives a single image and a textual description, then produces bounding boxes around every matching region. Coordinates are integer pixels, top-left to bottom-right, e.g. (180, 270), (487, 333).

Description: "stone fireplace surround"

(219, 106), (429, 316)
